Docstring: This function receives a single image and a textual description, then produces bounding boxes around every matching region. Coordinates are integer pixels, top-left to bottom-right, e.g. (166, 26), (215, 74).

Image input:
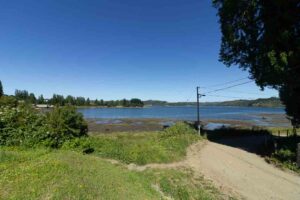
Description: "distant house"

(35, 104), (54, 109)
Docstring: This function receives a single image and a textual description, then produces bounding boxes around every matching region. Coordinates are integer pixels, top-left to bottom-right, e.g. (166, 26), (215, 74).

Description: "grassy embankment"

(0, 124), (225, 200)
(64, 130), (199, 165)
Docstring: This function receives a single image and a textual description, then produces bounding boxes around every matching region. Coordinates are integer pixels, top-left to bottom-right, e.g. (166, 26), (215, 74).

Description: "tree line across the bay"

(12, 88), (144, 107)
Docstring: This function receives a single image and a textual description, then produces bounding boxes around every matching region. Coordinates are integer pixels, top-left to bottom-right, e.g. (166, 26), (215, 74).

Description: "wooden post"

(297, 143), (300, 167)
(287, 130), (289, 137)
(278, 130), (280, 137)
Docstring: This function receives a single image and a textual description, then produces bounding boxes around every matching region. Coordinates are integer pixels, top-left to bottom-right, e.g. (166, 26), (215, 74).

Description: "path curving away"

(126, 136), (300, 200)
(190, 138), (300, 200)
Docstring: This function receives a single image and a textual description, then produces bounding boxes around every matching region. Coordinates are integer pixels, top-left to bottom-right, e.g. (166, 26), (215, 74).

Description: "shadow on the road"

(204, 128), (274, 156)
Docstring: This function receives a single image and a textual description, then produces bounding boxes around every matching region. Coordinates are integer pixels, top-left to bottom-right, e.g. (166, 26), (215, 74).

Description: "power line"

(204, 80), (254, 95)
(202, 77), (249, 88)
(203, 88), (272, 96)
(204, 94), (254, 100)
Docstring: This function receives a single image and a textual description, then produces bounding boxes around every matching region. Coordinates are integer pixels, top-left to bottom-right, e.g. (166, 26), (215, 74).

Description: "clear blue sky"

(0, 0), (278, 102)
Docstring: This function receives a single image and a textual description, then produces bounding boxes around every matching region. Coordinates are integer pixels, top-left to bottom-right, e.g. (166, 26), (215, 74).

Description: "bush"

(0, 105), (46, 146)
(45, 106), (88, 147)
(0, 105), (88, 148)
(62, 137), (94, 154)
(163, 122), (197, 136)
(273, 149), (296, 162)
(0, 96), (18, 107)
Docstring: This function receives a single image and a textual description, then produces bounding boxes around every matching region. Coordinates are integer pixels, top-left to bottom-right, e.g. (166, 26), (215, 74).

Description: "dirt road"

(129, 136), (300, 199)
(187, 136), (300, 200)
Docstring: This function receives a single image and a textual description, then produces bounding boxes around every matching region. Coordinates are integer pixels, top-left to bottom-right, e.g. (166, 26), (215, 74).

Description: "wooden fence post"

(297, 143), (300, 167)
(287, 130), (289, 137)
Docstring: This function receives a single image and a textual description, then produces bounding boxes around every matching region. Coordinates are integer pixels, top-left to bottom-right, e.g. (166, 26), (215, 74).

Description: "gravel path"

(190, 137), (300, 200)
(127, 136), (300, 199)
(103, 134), (300, 200)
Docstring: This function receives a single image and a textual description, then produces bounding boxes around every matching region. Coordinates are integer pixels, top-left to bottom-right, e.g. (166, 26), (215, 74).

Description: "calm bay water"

(78, 106), (284, 123)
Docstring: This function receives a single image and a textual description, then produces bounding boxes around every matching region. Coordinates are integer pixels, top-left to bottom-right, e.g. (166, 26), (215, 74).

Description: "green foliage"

(45, 106), (88, 147)
(280, 85), (300, 127)
(0, 105), (88, 148)
(268, 136), (300, 173)
(146, 169), (223, 200)
(273, 149), (295, 163)
(28, 93), (36, 104)
(15, 89), (29, 101)
(0, 96), (18, 107)
(10, 88), (144, 107)
(50, 94), (65, 106)
(76, 96), (86, 106)
(62, 137), (93, 154)
(213, 0), (300, 126)
(144, 97), (282, 107)
(0, 80), (3, 97)
(65, 123), (200, 165)
(65, 95), (75, 105)
(0, 148), (161, 200)
(203, 97), (282, 107)
(86, 98), (91, 106)
(130, 98), (144, 107)
(0, 105), (46, 146)
(163, 122), (197, 136)
(37, 94), (45, 104)
(14, 90), (37, 104)
(0, 147), (223, 200)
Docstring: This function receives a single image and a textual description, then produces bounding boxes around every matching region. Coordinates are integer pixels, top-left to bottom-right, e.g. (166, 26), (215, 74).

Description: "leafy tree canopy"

(213, 0), (300, 126)
(0, 80), (3, 97)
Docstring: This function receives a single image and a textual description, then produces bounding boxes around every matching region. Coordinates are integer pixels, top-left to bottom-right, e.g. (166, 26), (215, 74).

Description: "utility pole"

(196, 87), (205, 135)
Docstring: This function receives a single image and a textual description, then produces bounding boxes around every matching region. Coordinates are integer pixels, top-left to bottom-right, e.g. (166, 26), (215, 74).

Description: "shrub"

(273, 149), (296, 162)
(163, 122), (197, 136)
(0, 96), (18, 107)
(44, 106), (88, 147)
(0, 105), (88, 148)
(0, 105), (46, 146)
(62, 137), (94, 154)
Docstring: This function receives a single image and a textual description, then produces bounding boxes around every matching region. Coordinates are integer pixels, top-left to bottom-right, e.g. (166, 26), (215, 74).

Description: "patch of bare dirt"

(124, 137), (300, 199)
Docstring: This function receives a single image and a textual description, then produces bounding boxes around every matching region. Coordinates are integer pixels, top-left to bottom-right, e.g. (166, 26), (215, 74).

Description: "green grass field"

(79, 131), (200, 165)
(0, 130), (224, 200)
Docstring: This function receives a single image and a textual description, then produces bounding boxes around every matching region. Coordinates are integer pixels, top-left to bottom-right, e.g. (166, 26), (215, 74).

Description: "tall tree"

(130, 98), (144, 107)
(29, 93), (37, 104)
(76, 97), (86, 106)
(213, 0), (300, 126)
(86, 98), (90, 106)
(15, 90), (29, 101)
(51, 94), (65, 106)
(65, 95), (75, 105)
(94, 99), (99, 106)
(0, 80), (3, 97)
(37, 95), (45, 104)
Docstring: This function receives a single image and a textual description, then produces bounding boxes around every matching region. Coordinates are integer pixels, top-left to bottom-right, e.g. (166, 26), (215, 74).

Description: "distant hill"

(144, 97), (283, 108)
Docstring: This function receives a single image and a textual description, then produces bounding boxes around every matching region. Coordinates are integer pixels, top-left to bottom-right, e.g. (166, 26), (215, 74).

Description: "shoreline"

(86, 114), (292, 134)
(76, 105), (284, 108)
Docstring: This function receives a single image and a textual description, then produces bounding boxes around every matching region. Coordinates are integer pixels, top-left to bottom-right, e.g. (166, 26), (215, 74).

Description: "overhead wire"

(204, 94), (255, 100)
(203, 80), (254, 95)
(201, 77), (250, 88)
